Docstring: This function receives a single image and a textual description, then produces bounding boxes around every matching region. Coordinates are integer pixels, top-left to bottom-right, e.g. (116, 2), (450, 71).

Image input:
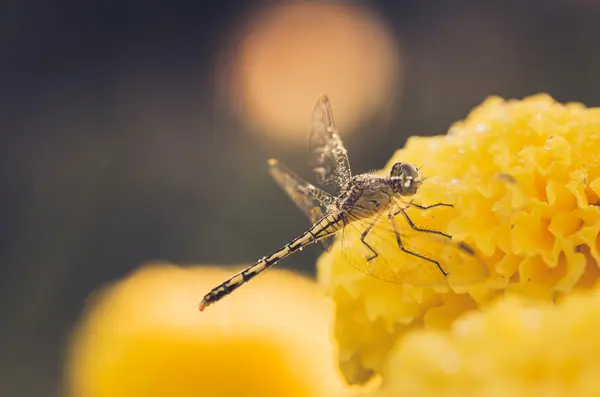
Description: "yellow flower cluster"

(65, 263), (349, 397)
(381, 288), (600, 397)
(317, 94), (600, 384)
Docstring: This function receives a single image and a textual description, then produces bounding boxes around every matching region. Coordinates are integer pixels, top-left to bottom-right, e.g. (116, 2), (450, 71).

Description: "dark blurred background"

(1, 0), (600, 395)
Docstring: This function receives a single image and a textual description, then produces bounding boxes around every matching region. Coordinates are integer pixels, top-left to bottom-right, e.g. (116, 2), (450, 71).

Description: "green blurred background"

(1, 0), (600, 395)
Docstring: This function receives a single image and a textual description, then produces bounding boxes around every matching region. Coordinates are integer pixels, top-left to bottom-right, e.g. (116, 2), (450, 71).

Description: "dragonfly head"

(390, 162), (424, 196)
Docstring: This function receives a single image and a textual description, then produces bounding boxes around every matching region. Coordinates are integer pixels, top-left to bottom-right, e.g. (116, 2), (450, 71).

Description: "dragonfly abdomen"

(198, 212), (343, 311)
(303, 212), (344, 242)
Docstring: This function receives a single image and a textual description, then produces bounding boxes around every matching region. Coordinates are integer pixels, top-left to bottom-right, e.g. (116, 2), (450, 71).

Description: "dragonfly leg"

(395, 205), (452, 239)
(387, 210), (449, 277)
(360, 213), (383, 262)
(395, 202), (477, 257)
(407, 200), (453, 210)
(393, 199), (452, 217)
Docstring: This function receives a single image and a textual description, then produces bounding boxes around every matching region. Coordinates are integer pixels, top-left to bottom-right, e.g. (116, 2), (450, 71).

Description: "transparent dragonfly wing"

(268, 158), (337, 251)
(309, 95), (352, 191)
(337, 207), (489, 287)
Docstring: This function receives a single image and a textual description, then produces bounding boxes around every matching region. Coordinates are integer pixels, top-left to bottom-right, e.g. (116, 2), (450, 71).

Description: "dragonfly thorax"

(337, 174), (394, 214)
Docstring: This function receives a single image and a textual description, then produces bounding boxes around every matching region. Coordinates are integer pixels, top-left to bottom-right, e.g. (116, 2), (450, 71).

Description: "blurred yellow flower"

(65, 263), (350, 397)
(380, 287), (600, 397)
(317, 94), (600, 384)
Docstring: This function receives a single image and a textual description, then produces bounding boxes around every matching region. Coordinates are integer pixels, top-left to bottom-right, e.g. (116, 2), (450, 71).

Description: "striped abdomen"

(198, 212), (344, 311)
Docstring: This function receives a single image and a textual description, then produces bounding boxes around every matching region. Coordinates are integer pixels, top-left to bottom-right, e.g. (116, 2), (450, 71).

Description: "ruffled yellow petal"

(381, 287), (600, 397)
(317, 94), (600, 384)
(65, 262), (349, 397)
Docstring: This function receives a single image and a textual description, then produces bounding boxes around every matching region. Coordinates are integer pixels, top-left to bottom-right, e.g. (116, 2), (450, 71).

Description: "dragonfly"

(198, 95), (487, 311)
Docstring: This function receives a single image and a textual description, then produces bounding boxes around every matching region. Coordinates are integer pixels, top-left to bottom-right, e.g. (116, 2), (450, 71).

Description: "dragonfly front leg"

(394, 205), (452, 239)
(407, 200), (453, 210)
(387, 209), (449, 277)
(394, 200), (478, 257)
(394, 195), (452, 217)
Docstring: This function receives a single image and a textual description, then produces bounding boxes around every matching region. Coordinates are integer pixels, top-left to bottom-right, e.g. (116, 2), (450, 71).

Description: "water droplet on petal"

(475, 123), (487, 133)
(544, 136), (554, 151)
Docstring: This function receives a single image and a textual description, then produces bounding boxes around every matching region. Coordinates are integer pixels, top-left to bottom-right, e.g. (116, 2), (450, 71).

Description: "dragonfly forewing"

(309, 95), (352, 190)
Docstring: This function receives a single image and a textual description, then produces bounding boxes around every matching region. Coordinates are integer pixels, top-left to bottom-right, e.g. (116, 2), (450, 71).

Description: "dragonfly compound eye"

(390, 162), (423, 195)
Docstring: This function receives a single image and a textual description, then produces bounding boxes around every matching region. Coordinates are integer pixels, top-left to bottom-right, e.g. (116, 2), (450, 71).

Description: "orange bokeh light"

(219, 1), (401, 140)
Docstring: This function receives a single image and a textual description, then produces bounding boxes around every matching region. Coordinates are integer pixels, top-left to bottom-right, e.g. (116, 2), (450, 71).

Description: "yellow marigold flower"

(381, 288), (600, 397)
(64, 263), (349, 397)
(317, 94), (600, 384)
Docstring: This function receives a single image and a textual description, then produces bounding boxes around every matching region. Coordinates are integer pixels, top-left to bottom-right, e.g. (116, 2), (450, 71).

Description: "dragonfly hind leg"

(359, 213), (384, 262)
(387, 210), (449, 277)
